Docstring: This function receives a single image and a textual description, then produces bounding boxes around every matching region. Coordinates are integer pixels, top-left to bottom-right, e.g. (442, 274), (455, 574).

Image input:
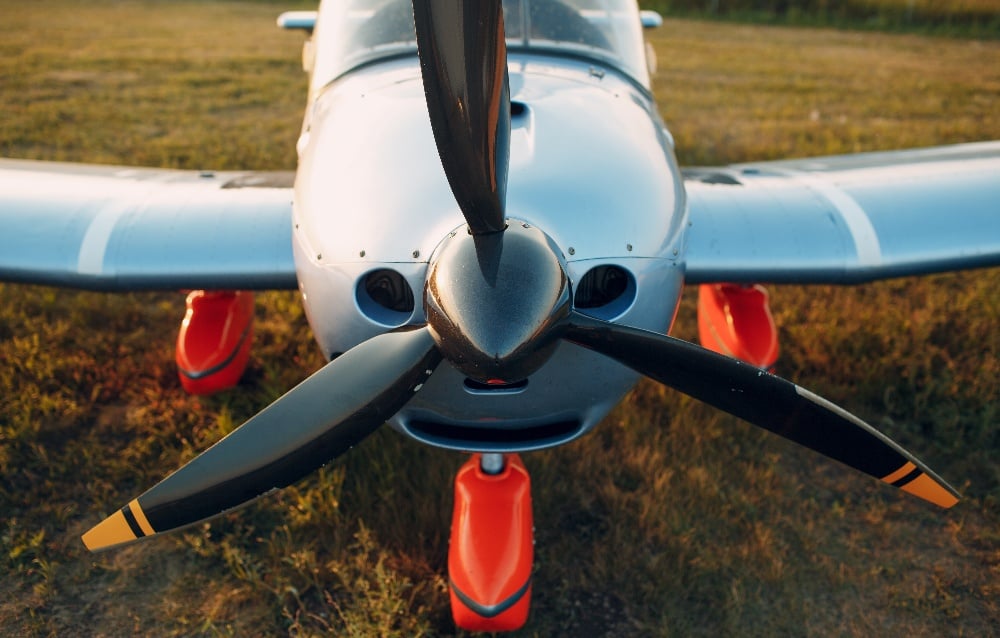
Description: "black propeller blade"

(413, 0), (510, 235)
(562, 311), (959, 508)
(83, 328), (441, 551)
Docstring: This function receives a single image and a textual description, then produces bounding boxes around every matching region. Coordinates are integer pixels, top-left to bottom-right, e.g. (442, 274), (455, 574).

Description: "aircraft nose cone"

(425, 222), (570, 382)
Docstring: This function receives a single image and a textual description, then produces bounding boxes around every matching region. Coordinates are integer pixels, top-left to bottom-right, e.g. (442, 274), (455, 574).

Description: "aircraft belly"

(389, 342), (640, 453)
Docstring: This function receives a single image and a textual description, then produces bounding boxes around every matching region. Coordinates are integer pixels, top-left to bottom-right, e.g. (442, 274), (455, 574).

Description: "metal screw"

(626, 243), (633, 252)
(568, 247), (576, 255)
(412, 250), (420, 259)
(359, 250), (366, 258)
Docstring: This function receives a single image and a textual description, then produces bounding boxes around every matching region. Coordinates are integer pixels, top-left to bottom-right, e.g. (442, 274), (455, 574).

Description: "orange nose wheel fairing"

(449, 453), (533, 632)
(175, 290), (255, 395)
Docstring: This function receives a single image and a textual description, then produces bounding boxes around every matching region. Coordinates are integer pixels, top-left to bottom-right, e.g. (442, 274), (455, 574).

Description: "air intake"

(574, 265), (635, 320)
(356, 269), (414, 326)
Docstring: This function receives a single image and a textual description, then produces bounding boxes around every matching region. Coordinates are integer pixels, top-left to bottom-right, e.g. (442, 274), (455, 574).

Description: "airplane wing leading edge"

(683, 141), (1000, 284)
(3, 141), (997, 292)
(0, 159), (297, 291)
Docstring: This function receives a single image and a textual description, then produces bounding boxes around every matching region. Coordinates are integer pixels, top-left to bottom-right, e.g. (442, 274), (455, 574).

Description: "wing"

(0, 159), (297, 291)
(682, 141), (1000, 284)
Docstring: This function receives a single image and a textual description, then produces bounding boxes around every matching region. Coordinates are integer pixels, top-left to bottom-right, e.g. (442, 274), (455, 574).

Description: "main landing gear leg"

(449, 453), (533, 632)
(175, 290), (255, 395)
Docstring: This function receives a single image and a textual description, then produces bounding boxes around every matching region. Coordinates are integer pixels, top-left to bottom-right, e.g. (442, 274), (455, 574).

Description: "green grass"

(2, 2), (999, 636)
(639, 0), (1000, 38)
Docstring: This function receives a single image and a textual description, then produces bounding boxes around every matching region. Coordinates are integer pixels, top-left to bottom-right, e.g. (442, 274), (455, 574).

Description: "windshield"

(311, 0), (649, 90)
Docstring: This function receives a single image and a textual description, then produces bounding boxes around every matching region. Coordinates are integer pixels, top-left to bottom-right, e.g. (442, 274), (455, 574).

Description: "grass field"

(2, 2), (999, 636)
(640, 0), (1000, 37)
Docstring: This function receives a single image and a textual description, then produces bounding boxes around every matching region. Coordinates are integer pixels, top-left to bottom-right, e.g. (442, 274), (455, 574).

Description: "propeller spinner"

(84, 0), (956, 554)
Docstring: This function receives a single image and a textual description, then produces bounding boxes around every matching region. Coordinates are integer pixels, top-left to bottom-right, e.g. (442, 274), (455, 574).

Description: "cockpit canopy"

(311, 0), (650, 90)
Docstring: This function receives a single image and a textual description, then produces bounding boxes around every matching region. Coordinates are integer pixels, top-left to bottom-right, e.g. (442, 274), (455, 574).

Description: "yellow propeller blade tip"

(881, 462), (959, 509)
(81, 509), (139, 551)
(901, 474), (959, 509)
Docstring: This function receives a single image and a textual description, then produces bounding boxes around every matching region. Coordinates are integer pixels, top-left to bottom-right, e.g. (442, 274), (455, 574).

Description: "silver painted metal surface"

(683, 142), (1000, 284)
(0, 160), (296, 290)
(293, 59), (682, 269)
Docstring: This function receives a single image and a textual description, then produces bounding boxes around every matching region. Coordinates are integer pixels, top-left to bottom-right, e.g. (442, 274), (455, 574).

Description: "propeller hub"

(425, 222), (571, 382)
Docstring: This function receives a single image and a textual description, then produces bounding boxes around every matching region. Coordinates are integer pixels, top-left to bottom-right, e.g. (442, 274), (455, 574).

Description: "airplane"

(1, 0), (998, 632)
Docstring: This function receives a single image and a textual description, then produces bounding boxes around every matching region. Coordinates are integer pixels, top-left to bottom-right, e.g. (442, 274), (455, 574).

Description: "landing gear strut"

(449, 453), (533, 632)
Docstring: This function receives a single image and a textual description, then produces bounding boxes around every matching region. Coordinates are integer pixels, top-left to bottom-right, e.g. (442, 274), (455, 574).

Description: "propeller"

(83, 328), (440, 550)
(561, 312), (959, 508)
(84, 0), (956, 553)
(413, 0), (510, 235)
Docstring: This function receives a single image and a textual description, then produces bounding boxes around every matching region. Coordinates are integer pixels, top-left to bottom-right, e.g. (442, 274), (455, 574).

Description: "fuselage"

(291, 0), (687, 452)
